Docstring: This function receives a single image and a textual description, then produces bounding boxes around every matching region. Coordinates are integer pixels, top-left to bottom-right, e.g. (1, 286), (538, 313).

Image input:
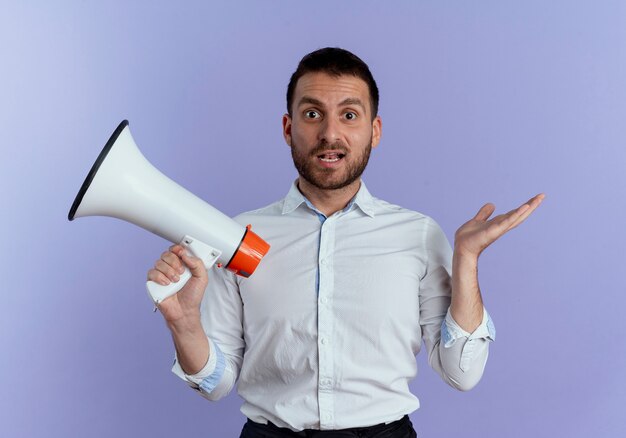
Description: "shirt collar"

(281, 180), (376, 218)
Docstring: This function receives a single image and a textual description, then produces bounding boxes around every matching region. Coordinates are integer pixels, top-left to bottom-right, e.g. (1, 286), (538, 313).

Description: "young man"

(148, 48), (544, 437)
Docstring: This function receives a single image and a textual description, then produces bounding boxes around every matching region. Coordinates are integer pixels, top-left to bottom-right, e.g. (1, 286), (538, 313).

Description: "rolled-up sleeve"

(170, 267), (245, 401)
(441, 307), (496, 370)
(419, 218), (495, 391)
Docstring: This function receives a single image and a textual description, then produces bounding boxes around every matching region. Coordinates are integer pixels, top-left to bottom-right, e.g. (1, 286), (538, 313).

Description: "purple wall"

(2, 1), (625, 437)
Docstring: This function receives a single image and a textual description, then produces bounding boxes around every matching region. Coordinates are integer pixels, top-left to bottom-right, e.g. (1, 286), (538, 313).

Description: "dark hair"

(286, 47), (379, 120)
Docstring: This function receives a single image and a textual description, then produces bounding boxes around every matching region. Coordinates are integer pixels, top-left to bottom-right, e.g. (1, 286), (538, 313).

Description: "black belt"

(241, 415), (415, 437)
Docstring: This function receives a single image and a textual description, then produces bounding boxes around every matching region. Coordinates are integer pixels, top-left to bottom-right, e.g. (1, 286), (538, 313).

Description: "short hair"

(286, 47), (379, 120)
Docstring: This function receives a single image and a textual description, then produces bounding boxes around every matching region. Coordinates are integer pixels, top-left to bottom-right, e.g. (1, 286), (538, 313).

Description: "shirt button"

(320, 337), (327, 345)
(320, 297), (328, 304)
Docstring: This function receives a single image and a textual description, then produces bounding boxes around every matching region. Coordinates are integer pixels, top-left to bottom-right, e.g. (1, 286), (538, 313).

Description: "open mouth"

(317, 152), (345, 163)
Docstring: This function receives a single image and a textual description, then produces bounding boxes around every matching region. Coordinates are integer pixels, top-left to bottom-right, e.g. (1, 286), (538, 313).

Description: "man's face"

(283, 72), (382, 191)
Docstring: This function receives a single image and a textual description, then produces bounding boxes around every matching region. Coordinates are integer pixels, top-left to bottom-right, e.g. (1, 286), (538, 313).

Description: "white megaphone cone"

(69, 120), (270, 305)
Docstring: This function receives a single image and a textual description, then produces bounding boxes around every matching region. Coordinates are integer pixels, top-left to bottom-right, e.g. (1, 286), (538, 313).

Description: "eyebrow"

(338, 97), (366, 110)
(297, 96), (367, 112)
(297, 96), (324, 108)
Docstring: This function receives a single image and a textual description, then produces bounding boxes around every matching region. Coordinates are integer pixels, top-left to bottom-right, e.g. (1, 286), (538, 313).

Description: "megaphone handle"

(146, 235), (222, 306)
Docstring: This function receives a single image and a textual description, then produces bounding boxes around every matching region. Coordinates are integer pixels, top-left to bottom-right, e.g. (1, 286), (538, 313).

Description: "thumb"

(178, 249), (207, 280)
(474, 203), (496, 222)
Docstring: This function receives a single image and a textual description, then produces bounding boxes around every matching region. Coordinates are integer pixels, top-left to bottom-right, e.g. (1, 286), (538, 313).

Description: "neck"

(297, 177), (361, 217)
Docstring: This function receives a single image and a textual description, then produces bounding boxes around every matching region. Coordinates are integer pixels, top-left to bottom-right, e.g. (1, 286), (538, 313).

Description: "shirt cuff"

(171, 337), (226, 393)
(441, 307), (496, 372)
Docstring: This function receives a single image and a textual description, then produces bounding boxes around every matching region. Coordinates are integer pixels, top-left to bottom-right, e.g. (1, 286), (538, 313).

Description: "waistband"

(244, 414), (413, 437)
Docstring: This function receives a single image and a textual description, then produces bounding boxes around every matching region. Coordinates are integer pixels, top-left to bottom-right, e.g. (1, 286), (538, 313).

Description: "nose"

(318, 116), (341, 145)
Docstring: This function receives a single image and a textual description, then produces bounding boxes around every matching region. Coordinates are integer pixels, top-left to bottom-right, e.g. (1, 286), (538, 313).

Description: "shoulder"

(369, 195), (439, 227)
(367, 195), (450, 247)
(233, 198), (285, 223)
(229, 198), (295, 238)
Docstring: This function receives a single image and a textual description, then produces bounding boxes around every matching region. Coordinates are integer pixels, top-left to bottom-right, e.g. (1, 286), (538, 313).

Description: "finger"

(155, 259), (181, 283)
(506, 193), (545, 230)
(147, 268), (172, 286)
(474, 203), (496, 222)
(515, 193), (544, 215)
(480, 193), (545, 243)
(161, 250), (185, 274)
(482, 204), (529, 239)
(516, 193), (545, 212)
(169, 244), (184, 253)
(180, 251), (207, 280)
(502, 193), (543, 221)
(494, 193), (545, 233)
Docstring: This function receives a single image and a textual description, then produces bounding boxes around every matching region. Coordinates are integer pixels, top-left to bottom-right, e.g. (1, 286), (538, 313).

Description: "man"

(148, 48), (544, 437)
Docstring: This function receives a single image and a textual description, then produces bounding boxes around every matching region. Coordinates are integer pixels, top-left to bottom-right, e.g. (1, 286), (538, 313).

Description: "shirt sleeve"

(441, 306), (496, 371)
(170, 266), (245, 401)
(419, 217), (495, 391)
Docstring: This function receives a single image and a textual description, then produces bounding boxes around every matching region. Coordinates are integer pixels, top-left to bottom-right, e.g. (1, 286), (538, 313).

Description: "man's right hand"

(147, 244), (209, 325)
(148, 245), (211, 375)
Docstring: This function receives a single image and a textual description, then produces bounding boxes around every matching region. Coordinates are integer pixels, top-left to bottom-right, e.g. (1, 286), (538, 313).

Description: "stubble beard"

(290, 136), (373, 191)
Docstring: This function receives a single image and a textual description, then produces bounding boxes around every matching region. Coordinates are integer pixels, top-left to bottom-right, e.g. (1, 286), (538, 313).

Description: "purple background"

(2, 1), (625, 437)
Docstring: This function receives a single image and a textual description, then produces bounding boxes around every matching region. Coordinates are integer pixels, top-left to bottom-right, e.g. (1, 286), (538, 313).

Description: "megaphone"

(69, 120), (270, 305)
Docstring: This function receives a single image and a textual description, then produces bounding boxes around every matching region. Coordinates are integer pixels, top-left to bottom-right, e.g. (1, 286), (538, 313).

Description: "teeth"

(319, 153), (342, 162)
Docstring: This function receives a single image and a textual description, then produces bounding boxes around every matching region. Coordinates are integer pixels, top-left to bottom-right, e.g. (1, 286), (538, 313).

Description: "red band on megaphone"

(226, 225), (270, 278)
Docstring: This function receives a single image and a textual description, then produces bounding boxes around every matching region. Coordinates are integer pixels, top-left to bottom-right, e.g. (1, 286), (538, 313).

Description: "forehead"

(294, 72), (370, 107)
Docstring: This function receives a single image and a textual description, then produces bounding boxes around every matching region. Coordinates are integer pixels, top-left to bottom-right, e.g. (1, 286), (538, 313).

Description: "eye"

(344, 111), (357, 121)
(305, 110), (320, 119)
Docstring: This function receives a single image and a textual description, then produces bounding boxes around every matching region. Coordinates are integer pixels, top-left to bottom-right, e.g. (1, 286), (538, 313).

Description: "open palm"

(454, 194), (545, 258)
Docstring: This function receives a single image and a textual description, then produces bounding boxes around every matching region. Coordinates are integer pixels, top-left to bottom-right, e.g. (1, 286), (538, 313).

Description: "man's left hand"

(454, 193), (545, 259)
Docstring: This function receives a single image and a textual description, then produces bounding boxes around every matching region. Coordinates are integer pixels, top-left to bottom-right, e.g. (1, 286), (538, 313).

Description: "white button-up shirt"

(172, 181), (495, 431)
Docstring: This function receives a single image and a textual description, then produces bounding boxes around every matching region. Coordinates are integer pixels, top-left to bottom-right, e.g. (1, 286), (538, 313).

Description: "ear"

(282, 114), (293, 147)
(371, 115), (382, 149)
